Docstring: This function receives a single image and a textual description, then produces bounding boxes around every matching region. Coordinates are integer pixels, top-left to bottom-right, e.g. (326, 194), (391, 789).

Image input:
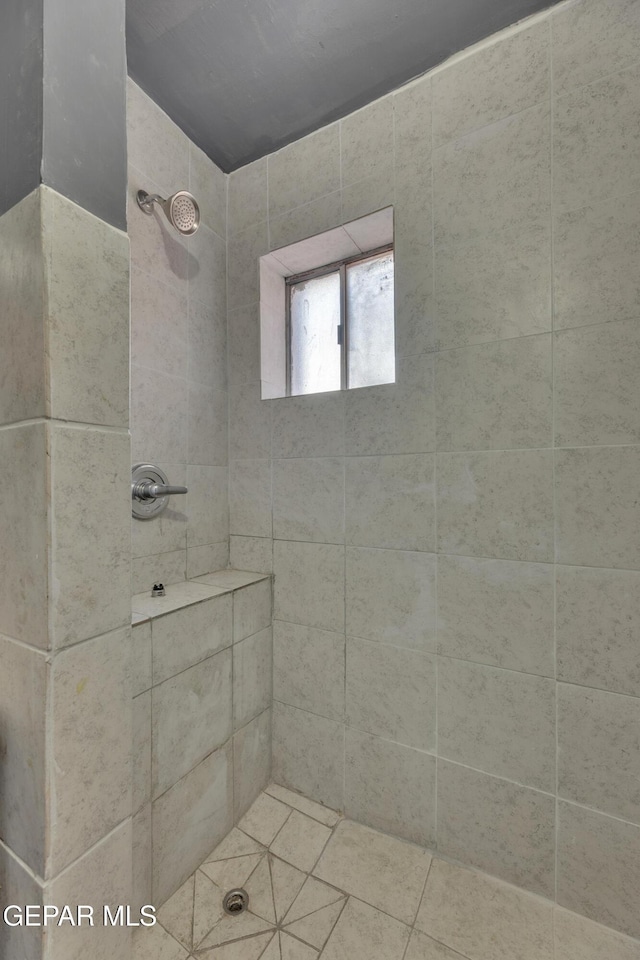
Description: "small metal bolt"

(151, 583), (165, 597)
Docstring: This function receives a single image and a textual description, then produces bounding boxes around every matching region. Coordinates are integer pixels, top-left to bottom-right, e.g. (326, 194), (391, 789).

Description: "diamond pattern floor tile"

(151, 785), (640, 960)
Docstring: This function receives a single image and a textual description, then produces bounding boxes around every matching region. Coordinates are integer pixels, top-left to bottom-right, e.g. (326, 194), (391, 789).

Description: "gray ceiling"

(126, 0), (560, 173)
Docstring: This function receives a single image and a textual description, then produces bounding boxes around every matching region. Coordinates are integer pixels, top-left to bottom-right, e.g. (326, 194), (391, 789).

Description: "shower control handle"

(132, 480), (188, 501)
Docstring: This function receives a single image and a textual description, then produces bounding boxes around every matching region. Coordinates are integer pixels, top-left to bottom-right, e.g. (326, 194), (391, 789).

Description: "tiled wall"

(226, 0), (640, 939)
(0, 186), (133, 960)
(131, 575), (273, 907)
(127, 80), (229, 593)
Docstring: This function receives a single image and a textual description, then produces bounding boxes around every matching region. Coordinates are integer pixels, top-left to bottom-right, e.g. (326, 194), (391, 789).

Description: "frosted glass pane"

(347, 251), (395, 389)
(290, 271), (341, 396)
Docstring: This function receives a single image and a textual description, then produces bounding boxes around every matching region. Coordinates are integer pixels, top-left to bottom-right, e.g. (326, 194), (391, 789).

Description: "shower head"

(136, 189), (200, 235)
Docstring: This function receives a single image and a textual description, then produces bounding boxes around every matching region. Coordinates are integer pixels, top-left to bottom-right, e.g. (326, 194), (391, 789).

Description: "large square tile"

(557, 800), (640, 939)
(437, 760), (555, 898)
(233, 627), (273, 730)
(346, 547), (436, 651)
(273, 541), (345, 633)
(314, 820), (431, 925)
(437, 449), (554, 562)
(438, 658), (556, 791)
(273, 621), (345, 722)
(152, 594), (232, 685)
(272, 702), (345, 812)
(415, 858), (553, 960)
(273, 458), (344, 544)
(555, 446), (640, 569)
(321, 897), (409, 960)
(344, 729), (436, 848)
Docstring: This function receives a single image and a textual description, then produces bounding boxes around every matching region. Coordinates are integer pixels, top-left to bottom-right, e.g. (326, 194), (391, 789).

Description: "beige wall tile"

(553, 65), (640, 213)
(186, 465), (228, 547)
(273, 540), (345, 633)
(554, 319), (640, 446)
(269, 190), (343, 251)
(127, 81), (189, 197)
(394, 76), (432, 168)
(552, 0), (640, 96)
(233, 708), (272, 821)
(188, 295), (227, 390)
(228, 158), (267, 235)
(152, 595), (232, 685)
(228, 221), (269, 311)
(272, 393), (345, 459)
(554, 904), (640, 960)
(152, 744), (233, 905)
(132, 550), (186, 596)
(341, 99), (394, 187)
(273, 458), (344, 543)
(555, 446), (640, 569)
(392, 166), (434, 358)
(133, 690), (152, 814)
(0, 843), (43, 960)
(46, 821), (132, 960)
(49, 628), (132, 875)
(234, 579), (272, 642)
(553, 194), (640, 330)
(345, 728), (436, 847)
(132, 621), (152, 697)
(272, 702), (344, 811)
(228, 303), (261, 386)
(346, 637), (436, 750)
(233, 627), (273, 729)
(230, 536), (273, 574)
(436, 335), (552, 451)
(346, 547), (436, 651)
(131, 265), (187, 379)
(132, 804), (153, 915)
(131, 364), (188, 464)
(434, 103), (550, 247)
(558, 683), (640, 823)
(269, 124), (340, 219)
(438, 555), (554, 676)
(229, 380), (272, 460)
(0, 189), (45, 425)
(416, 858), (553, 960)
(432, 21), (549, 148)
(0, 423), (48, 647)
(437, 449), (554, 562)
(273, 621), (344, 722)
(43, 189), (130, 427)
(436, 221), (551, 350)
(557, 800), (640, 938)
(341, 171), (394, 224)
(556, 565), (640, 696)
(345, 454), (435, 552)
(187, 541), (229, 579)
(189, 142), (226, 239)
(345, 355), (435, 456)
(229, 460), (272, 537)
(187, 223), (226, 313)
(438, 658), (556, 791)
(0, 638), (47, 873)
(187, 382), (227, 466)
(437, 759), (555, 898)
(152, 649), (232, 797)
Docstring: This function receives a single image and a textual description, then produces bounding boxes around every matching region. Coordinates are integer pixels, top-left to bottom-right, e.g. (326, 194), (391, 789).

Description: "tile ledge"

(131, 569), (271, 623)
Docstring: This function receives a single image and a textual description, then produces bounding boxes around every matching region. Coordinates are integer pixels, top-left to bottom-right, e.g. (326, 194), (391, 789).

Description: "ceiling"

(126, 0), (560, 173)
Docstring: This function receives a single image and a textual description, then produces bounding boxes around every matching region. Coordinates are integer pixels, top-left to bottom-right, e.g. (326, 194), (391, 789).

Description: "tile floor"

(134, 784), (640, 960)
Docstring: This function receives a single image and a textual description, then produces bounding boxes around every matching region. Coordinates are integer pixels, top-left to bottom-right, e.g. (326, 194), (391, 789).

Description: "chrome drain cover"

(223, 889), (249, 916)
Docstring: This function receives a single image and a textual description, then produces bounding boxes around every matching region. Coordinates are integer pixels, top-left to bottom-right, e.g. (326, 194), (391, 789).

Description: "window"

(287, 246), (395, 396)
(259, 206), (395, 400)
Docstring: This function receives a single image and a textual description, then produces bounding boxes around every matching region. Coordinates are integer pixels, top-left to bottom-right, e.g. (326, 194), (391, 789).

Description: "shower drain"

(222, 889), (249, 916)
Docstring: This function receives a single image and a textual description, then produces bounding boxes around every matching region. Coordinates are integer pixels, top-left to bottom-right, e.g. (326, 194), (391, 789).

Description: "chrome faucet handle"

(133, 480), (188, 501)
(131, 464), (188, 520)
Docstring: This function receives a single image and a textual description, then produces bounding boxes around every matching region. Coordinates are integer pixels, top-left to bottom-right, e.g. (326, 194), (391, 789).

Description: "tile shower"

(0, 0), (639, 958)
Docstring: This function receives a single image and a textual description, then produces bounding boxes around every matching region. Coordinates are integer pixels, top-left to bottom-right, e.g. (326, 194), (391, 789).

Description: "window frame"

(284, 242), (394, 397)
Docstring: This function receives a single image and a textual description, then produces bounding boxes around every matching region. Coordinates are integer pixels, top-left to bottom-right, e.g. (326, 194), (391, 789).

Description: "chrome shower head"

(136, 189), (200, 235)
